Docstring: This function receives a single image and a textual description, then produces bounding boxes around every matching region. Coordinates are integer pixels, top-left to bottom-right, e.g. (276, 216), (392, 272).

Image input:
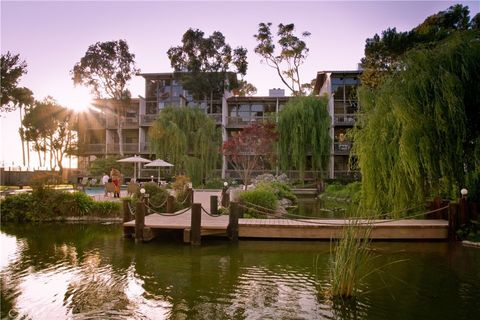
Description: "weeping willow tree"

(277, 96), (331, 182)
(353, 31), (480, 216)
(148, 106), (221, 185)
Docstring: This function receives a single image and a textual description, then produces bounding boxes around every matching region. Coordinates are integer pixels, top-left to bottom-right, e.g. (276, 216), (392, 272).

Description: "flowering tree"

(222, 122), (278, 189)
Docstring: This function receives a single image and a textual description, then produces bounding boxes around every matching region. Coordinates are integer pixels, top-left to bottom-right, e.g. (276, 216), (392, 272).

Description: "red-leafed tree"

(222, 122), (278, 189)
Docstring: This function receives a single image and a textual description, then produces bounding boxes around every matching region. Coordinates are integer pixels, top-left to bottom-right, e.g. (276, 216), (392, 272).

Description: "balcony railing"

(106, 143), (139, 153)
(208, 113), (222, 124)
(226, 116), (270, 128)
(334, 170), (361, 181)
(140, 114), (159, 126)
(79, 144), (105, 154)
(333, 141), (352, 155)
(333, 114), (356, 126)
(84, 117), (106, 129)
(106, 116), (139, 128)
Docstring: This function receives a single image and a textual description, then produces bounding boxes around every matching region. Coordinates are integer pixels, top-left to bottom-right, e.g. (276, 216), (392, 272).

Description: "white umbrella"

(144, 159), (174, 182)
(117, 155), (151, 181)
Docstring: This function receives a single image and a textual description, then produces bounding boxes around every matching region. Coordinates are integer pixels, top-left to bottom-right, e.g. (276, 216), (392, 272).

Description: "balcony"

(106, 143), (139, 153)
(84, 117), (106, 129)
(208, 113), (222, 125)
(79, 144), (105, 154)
(106, 116), (139, 129)
(333, 114), (356, 126)
(334, 170), (361, 181)
(333, 141), (352, 155)
(226, 116), (270, 128)
(140, 114), (159, 126)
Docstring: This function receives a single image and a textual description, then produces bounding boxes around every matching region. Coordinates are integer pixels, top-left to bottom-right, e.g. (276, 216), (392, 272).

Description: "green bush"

(202, 179), (225, 189)
(91, 201), (122, 217)
(321, 182), (362, 203)
(132, 182), (169, 211)
(239, 188), (278, 218)
(1, 190), (122, 222)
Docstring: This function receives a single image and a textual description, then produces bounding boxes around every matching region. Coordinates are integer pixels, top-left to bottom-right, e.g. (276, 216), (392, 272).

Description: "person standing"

(110, 168), (121, 198)
(102, 172), (110, 196)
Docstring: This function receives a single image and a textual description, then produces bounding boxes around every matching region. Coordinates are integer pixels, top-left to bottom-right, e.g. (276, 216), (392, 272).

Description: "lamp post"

(461, 188), (468, 199)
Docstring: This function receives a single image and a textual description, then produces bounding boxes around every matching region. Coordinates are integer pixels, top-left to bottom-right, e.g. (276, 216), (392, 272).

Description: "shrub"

(202, 178), (225, 189)
(132, 182), (170, 211)
(91, 201), (122, 217)
(239, 188), (277, 218)
(0, 193), (35, 222)
(29, 171), (63, 191)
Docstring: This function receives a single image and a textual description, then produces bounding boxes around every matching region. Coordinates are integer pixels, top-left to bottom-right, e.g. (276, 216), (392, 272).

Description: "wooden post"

(228, 201), (239, 241)
(191, 203), (201, 245)
(210, 195), (218, 216)
(135, 199), (145, 242)
(459, 197), (467, 226)
(432, 196), (442, 219)
(188, 188), (194, 206)
(448, 203), (458, 241)
(221, 187), (230, 207)
(122, 199), (132, 222)
(166, 195), (175, 213)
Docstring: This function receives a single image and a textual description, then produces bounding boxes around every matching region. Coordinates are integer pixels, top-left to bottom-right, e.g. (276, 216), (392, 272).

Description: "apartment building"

(77, 71), (361, 181)
(313, 70), (361, 180)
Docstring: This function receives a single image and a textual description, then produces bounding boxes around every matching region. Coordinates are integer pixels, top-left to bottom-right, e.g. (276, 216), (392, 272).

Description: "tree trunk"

(19, 105), (26, 166)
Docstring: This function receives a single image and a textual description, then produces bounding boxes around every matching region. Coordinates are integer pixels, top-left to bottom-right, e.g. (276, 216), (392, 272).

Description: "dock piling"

(167, 195), (175, 213)
(228, 201), (239, 241)
(191, 203), (202, 245)
(135, 199), (146, 242)
(210, 195), (218, 216)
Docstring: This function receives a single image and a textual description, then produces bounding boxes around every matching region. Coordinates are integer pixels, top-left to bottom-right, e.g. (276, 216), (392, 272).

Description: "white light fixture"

(224, 181), (228, 187)
(140, 188), (146, 194)
(460, 188), (468, 196)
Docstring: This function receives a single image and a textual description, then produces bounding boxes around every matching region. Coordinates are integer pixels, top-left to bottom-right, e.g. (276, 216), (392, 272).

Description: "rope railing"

(178, 190), (191, 205)
(143, 202), (192, 216)
(200, 205), (223, 217)
(147, 196), (168, 209)
(127, 201), (136, 215)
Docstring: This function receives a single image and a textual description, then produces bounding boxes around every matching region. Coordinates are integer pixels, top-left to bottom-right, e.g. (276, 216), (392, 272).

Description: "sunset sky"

(1, 0), (479, 168)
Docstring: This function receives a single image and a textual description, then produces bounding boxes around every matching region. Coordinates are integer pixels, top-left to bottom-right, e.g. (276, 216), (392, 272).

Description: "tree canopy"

(1, 52), (33, 112)
(22, 97), (77, 172)
(353, 31), (480, 214)
(277, 96), (331, 181)
(167, 28), (248, 101)
(148, 106), (221, 185)
(72, 39), (139, 155)
(254, 22), (311, 96)
(361, 4), (479, 88)
(222, 122), (278, 188)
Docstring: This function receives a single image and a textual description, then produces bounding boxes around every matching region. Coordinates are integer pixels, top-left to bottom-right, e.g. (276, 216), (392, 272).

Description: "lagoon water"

(1, 223), (479, 320)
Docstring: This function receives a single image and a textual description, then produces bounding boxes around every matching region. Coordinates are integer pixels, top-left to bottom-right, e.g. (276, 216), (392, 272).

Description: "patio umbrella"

(144, 159), (174, 182)
(117, 155), (151, 181)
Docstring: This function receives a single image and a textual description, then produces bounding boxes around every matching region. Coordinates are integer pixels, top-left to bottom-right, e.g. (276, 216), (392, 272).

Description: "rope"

(127, 201), (136, 215)
(178, 191), (191, 205)
(200, 205), (223, 217)
(147, 196), (168, 209)
(143, 202), (192, 216)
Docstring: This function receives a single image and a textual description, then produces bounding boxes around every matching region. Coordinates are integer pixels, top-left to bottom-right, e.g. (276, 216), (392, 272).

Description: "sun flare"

(58, 87), (94, 112)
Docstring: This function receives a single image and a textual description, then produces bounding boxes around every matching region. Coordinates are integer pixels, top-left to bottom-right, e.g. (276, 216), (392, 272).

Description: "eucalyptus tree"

(277, 96), (331, 182)
(148, 106), (221, 185)
(72, 40), (139, 155)
(1, 52), (33, 112)
(22, 97), (77, 172)
(167, 28), (248, 106)
(361, 4), (477, 88)
(254, 22), (311, 96)
(354, 31), (480, 214)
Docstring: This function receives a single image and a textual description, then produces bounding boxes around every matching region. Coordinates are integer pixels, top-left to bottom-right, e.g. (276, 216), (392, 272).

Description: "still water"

(1, 223), (479, 320)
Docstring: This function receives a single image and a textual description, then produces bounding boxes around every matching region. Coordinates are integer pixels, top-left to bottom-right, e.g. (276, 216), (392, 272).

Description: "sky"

(1, 0), (479, 168)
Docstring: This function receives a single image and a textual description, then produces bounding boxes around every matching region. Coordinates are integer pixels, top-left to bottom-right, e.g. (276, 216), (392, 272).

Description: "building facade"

(77, 71), (361, 181)
(313, 70), (361, 180)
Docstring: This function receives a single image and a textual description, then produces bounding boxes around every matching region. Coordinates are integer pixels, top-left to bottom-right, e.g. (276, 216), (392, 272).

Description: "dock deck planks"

(123, 191), (449, 240)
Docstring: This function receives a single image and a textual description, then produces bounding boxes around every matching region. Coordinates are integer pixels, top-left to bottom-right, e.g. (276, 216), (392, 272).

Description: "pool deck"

(123, 190), (449, 242)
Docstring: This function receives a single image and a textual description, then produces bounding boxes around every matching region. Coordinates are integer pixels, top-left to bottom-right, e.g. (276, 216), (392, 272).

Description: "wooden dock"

(123, 191), (449, 242)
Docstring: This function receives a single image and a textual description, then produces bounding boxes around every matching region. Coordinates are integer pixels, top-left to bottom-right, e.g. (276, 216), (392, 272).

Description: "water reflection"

(1, 224), (480, 320)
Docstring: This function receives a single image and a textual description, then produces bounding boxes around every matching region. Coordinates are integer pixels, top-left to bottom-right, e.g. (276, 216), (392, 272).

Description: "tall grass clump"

(329, 219), (373, 298)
